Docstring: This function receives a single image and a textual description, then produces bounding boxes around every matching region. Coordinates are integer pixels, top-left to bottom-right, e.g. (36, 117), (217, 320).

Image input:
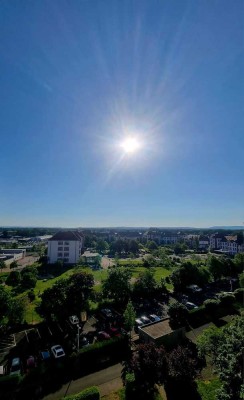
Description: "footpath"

(42, 363), (123, 400)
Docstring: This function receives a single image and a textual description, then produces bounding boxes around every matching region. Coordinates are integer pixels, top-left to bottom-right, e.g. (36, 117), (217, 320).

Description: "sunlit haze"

(0, 0), (243, 228)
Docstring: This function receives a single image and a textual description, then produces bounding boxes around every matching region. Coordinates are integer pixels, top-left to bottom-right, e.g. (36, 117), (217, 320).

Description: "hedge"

(62, 386), (100, 400)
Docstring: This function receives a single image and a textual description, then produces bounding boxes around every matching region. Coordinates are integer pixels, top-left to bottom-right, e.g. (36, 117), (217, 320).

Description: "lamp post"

(77, 324), (81, 353)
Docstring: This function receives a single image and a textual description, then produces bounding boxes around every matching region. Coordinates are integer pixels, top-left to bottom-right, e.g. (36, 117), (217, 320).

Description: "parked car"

(134, 318), (144, 333)
(185, 302), (198, 310)
(186, 284), (202, 293)
(51, 345), (65, 359)
(149, 314), (161, 322)
(140, 316), (151, 325)
(10, 358), (22, 376)
(40, 349), (51, 361)
(100, 308), (113, 319)
(69, 315), (79, 325)
(107, 326), (121, 337)
(97, 331), (111, 341)
(80, 336), (90, 348)
(26, 356), (36, 370)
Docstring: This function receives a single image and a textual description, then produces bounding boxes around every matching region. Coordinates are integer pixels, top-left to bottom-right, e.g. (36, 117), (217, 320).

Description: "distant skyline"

(0, 1), (243, 227)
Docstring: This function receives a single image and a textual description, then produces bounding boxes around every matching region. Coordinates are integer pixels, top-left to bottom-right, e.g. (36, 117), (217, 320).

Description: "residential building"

(47, 231), (84, 264)
(198, 235), (209, 250)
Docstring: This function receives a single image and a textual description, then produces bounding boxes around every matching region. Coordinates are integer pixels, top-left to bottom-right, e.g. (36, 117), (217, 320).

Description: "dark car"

(100, 308), (113, 319)
(10, 358), (22, 376)
(26, 356), (37, 371)
(40, 349), (51, 361)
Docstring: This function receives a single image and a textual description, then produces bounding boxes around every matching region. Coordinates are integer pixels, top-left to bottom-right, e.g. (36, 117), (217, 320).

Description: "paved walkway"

(42, 363), (123, 400)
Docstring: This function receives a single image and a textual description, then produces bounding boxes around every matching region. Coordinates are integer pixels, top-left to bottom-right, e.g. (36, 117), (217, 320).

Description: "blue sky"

(0, 0), (243, 228)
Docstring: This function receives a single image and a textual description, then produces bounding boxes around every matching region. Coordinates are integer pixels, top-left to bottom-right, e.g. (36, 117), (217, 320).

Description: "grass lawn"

(102, 387), (165, 400)
(196, 378), (222, 400)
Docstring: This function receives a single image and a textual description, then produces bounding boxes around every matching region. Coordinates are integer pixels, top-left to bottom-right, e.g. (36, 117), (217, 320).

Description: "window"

(58, 241), (63, 245)
(58, 252), (62, 257)
(64, 247), (69, 251)
(64, 241), (69, 245)
(64, 252), (69, 257)
(58, 247), (63, 251)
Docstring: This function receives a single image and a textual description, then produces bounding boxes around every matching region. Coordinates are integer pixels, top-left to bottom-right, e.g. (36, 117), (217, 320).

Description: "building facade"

(47, 231), (84, 264)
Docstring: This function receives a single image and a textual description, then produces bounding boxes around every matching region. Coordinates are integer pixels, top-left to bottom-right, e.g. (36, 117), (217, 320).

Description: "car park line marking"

(47, 326), (53, 336)
(25, 330), (29, 343)
(57, 323), (64, 333)
(36, 329), (41, 339)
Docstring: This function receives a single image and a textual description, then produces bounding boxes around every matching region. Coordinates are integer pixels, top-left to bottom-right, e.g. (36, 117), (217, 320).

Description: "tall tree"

(168, 301), (188, 329)
(131, 343), (168, 390)
(123, 300), (136, 346)
(133, 269), (157, 297)
(0, 259), (6, 272)
(102, 267), (132, 304)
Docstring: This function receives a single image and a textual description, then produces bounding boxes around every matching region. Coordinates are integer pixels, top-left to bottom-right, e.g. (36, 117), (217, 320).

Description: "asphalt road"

(42, 362), (123, 399)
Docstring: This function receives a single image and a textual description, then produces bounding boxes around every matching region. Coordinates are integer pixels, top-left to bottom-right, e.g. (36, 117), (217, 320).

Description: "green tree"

(0, 259), (6, 272)
(147, 241), (158, 251)
(21, 272), (37, 289)
(234, 253), (244, 273)
(142, 254), (156, 268)
(167, 345), (201, 383)
(0, 286), (11, 319)
(6, 270), (21, 287)
(96, 239), (109, 253)
(40, 272), (94, 320)
(197, 315), (244, 400)
(123, 300), (136, 345)
(168, 301), (188, 329)
(102, 267), (132, 304)
(40, 279), (69, 320)
(133, 269), (157, 297)
(207, 256), (224, 281)
(239, 272), (244, 288)
(131, 343), (168, 391)
(10, 260), (18, 269)
(129, 240), (139, 254)
(8, 298), (26, 325)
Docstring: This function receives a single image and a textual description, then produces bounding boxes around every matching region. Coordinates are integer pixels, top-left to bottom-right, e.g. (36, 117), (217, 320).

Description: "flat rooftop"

(139, 318), (173, 339)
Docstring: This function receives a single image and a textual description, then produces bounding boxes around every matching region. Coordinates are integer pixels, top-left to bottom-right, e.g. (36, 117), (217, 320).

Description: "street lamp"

(77, 325), (81, 353)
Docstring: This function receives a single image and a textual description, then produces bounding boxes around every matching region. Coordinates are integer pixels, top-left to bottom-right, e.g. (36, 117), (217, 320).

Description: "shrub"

(0, 374), (22, 390)
(234, 288), (244, 303)
(203, 299), (220, 313)
(63, 386), (100, 400)
(218, 293), (235, 307)
(27, 289), (35, 301)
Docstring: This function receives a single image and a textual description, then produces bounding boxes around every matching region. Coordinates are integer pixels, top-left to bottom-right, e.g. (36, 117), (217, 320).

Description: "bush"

(0, 374), (22, 390)
(203, 299), (220, 313)
(28, 289), (35, 301)
(218, 293), (235, 307)
(234, 288), (244, 303)
(63, 386), (100, 400)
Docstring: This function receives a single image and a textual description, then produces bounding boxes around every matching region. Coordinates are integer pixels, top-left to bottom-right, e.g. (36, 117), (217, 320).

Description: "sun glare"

(120, 137), (141, 154)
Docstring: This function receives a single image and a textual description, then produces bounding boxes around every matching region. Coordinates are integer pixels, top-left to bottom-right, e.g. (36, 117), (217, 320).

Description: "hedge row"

(62, 386), (100, 400)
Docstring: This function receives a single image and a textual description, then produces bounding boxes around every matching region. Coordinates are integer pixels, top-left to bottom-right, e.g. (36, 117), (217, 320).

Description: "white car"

(69, 315), (79, 325)
(51, 345), (65, 359)
(185, 302), (198, 310)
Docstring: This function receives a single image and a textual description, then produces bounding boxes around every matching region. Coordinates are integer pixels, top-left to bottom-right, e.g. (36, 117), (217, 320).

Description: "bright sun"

(120, 137), (141, 154)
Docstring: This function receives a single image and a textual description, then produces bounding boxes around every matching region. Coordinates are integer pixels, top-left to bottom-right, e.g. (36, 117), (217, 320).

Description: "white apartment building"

(47, 231), (84, 264)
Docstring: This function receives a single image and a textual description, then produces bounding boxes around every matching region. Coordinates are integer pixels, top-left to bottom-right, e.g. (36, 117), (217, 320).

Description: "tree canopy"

(102, 267), (132, 304)
(197, 315), (244, 400)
